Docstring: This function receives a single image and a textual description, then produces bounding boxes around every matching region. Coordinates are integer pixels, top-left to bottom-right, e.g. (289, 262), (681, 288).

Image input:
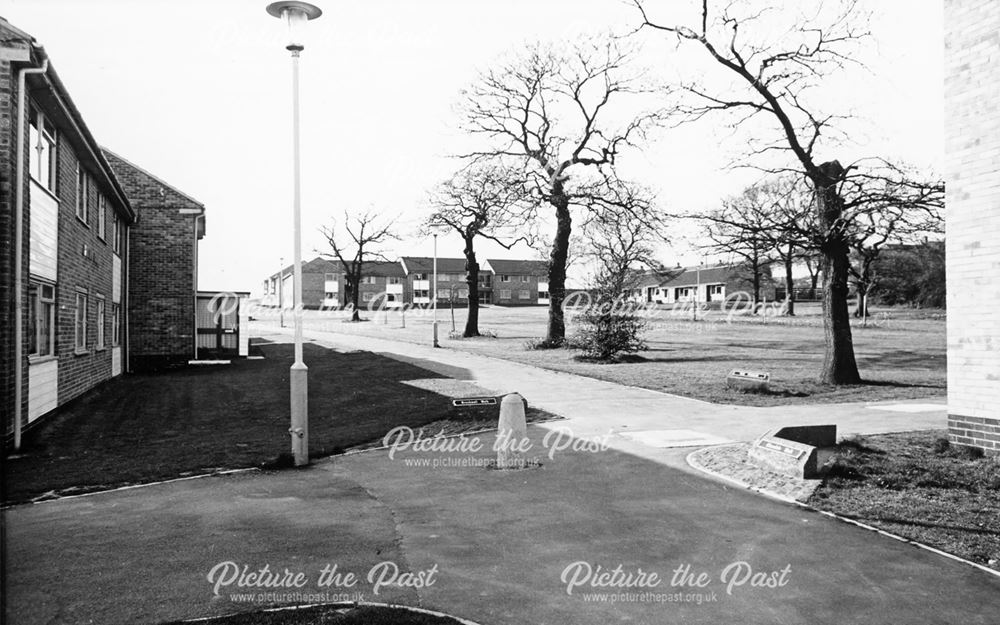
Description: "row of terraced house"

(261, 257), (551, 309)
(1, 18), (232, 443)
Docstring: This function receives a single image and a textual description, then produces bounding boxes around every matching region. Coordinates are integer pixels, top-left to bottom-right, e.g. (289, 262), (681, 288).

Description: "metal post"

(289, 48), (308, 466)
(433, 234), (440, 347)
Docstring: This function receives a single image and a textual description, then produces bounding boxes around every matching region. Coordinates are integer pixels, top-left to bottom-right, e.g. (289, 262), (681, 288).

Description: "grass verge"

(809, 430), (1000, 570)
(2, 341), (553, 505)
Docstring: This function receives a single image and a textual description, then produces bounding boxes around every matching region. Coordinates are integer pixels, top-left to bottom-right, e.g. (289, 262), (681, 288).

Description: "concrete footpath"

(258, 323), (948, 472)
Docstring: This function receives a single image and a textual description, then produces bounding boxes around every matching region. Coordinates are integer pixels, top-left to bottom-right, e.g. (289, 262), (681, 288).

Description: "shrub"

(571, 299), (648, 361)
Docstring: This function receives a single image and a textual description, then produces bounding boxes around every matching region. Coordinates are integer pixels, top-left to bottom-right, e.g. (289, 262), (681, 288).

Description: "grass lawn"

(274, 303), (946, 407)
(809, 430), (1000, 570)
(161, 605), (466, 625)
(2, 341), (551, 505)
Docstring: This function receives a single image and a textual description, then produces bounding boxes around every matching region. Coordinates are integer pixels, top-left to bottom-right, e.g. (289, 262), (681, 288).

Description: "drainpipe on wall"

(12, 57), (49, 451)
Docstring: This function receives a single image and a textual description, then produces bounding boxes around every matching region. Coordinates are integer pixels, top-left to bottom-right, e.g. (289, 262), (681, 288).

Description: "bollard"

(497, 393), (528, 469)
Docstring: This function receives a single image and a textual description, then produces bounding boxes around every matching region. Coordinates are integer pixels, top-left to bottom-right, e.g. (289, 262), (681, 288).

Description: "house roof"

(659, 265), (740, 288)
(2, 18), (135, 223)
(486, 259), (549, 276)
(271, 258), (406, 279)
(400, 256), (468, 274)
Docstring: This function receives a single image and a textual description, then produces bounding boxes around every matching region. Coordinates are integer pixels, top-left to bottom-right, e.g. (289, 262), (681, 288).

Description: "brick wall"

(944, 0), (1000, 454)
(494, 275), (542, 306)
(104, 152), (199, 371)
(1, 54), (22, 433)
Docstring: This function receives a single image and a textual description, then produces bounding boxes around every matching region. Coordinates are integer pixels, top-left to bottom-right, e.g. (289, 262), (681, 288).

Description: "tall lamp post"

(266, 0), (322, 467)
(432, 234), (440, 347)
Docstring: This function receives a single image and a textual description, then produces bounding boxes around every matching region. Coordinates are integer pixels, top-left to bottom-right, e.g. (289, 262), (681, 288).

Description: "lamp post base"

(290, 362), (309, 466)
(433, 321), (440, 348)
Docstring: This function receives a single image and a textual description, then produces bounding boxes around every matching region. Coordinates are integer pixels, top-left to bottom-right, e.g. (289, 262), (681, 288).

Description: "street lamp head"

(266, 1), (322, 51)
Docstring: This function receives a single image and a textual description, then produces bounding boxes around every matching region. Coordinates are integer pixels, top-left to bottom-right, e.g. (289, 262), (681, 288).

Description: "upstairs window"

(29, 108), (58, 193)
(97, 194), (107, 241)
(500, 275), (511, 282)
(520, 275), (530, 282)
(113, 214), (122, 255)
(76, 166), (90, 225)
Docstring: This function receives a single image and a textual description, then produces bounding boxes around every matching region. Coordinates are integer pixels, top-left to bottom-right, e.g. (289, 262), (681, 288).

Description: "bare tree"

(425, 165), (535, 337)
(581, 180), (668, 295)
(633, 0), (939, 384)
(695, 184), (776, 305)
(319, 210), (400, 322)
(460, 38), (666, 346)
(843, 167), (945, 318)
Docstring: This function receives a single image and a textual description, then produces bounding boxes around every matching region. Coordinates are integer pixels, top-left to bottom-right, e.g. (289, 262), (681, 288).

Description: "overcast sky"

(6, 0), (943, 292)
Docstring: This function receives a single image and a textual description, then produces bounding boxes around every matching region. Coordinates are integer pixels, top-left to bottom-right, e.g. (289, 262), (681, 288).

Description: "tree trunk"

(545, 189), (572, 345)
(351, 279), (361, 322)
(784, 246), (795, 316)
(809, 272), (819, 300)
(464, 242), (480, 338)
(815, 161), (861, 384)
(751, 254), (761, 309)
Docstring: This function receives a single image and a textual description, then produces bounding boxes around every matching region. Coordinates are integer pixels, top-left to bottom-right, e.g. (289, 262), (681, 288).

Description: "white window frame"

(499, 289), (512, 300)
(500, 275), (511, 282)
(97, 194), (107, 241)
(29, 281), (56, 358)
(111, 303), (121, 347)
(388, 276), (401, 285)
(112, 213), (122, 254)
(76, 166), (90, 225)
(29, 107), (58, 194)
(520, 275), (530, 282)
(518, 290), (530, 299)
(75, 291), (89, 353)
(362, 292), (375, 302)
(95, 296), (106, 350)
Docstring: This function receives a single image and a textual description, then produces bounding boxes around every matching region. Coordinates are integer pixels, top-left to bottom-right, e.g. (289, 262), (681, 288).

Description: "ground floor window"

(518, 290), (529, 300)
(414, 289), (429, 299)
(499, 289), (512, 300)
(458, 289), (469, 299)
(111, 303), (121, 347)
(75, 291), (89, 352)
(96, 297), (106, 349)
(362, 292), (374, 302)
(438, 288), (451, 300)
(538, 290), (549, 299)
(28, 281), (56, 357)
(479, 292), (491, 304)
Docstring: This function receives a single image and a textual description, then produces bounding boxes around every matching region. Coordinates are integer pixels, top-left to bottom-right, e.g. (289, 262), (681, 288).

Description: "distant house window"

(28, 282), (56, 357)
(387, 294), (397, 302)
(111, 303), (121, 347)
(414, 289), (429, 299)
(388, 276), (401, 285)
(76, 167), (90, 225)
(413, 273), (428, 280)
(437, 273), (450, 282)
(438, 289), (451, 299)
(362, 276), (378, 285)
(325, 292), (337, 299)
(500, 275), (511, 282)
(29, 107), (58, 193)
(97, 194), (107, 241)
(520, 275), (530, 282)
(74, 291), (88, 352)
(518, 290), (529, 299)
(362, 292), (374, 302)
(479, 275), (492, 286)
(538, 289), (549, 299)
(95, 297), (106, 350)
(458, 289), (469, 298)
(708, 285), (724, 295)
(499, 289), (512, 300)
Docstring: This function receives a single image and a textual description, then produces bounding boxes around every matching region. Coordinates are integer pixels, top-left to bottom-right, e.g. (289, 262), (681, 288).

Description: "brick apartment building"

(484, 259), (549, 306)
(400, 256), (471, 306)
(944, 0), (999, 455)
(2, 18), (207, 441)
(262, 256), (552, 309)
(104, 151), (205, 371)
(2, 20), (134, 439)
